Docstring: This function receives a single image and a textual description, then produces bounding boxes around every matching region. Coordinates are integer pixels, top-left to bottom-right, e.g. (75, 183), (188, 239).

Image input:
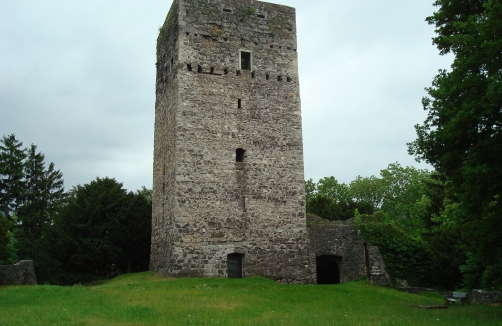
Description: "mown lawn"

(0, 272), (500, 325)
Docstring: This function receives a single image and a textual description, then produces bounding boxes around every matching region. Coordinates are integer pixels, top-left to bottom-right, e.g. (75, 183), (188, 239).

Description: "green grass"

(1, 272), (500, 325)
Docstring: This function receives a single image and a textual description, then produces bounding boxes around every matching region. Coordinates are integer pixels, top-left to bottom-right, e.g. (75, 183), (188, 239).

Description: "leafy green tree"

(317, 176), (350, 203)
(379, 163), (436, 236)
(408, 0), (502, 289)
(348, 175), (384, 209)
(0, 134), (26, 220)
(305, 178), (316, 207)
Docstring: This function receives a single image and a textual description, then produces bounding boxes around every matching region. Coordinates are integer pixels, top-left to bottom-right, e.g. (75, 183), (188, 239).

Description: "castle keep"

(150, 0), (315, 282)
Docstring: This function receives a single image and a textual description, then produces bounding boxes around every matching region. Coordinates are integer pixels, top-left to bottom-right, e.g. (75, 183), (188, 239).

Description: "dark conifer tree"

(0, 134), (27, 220)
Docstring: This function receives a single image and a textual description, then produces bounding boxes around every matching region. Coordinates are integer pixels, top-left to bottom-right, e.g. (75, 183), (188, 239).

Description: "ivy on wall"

(356, 211), (432, 287)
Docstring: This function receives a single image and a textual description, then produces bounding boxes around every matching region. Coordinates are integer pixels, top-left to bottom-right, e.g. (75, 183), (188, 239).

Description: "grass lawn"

(0, 272), (500, 325)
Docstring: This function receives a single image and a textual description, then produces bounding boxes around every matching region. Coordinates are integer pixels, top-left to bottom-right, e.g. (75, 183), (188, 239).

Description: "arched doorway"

(227, 253), (244, 278)
(316, 255), (341, 284)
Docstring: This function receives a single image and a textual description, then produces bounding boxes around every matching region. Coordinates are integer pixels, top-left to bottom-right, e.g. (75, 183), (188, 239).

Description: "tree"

(317, 176), (350, 203)
(348, 175), (384, 209)
(118, 189), (152, 273)
(0, 213), (12, 256)
(47, 178), (152, 284)
(0, 134), (26, 220)
(16, 144), (65, 260)
(306, 177), (374, 221)
(55, 177), (128, 282)
(379, 163), (436, 236)
(408, 0), (502, 289)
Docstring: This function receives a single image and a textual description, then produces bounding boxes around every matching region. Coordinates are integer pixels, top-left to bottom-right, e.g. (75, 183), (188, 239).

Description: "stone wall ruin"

(0, 260), (37, 286)
(307, 215), (391, 285)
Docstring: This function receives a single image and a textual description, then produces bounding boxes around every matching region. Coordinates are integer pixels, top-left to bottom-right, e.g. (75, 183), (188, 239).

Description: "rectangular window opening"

(210, 67), (214, 75)
(238, 99), (242, 108)
(224, 68), (229, 75)
(187, 64), (192, 71)
(251, 71), (255, 78)
(257, 14), (266, 18)
(236, 148), (245, 162)
(240, 51), (251, 71)
(223, 8), (232, 13)
(198, 65), (202, 73)
(266, 74), (270, 80)
(236, 70), (241, 76)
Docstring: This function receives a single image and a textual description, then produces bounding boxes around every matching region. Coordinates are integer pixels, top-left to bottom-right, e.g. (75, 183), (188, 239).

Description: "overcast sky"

(0, 0), (453, 191)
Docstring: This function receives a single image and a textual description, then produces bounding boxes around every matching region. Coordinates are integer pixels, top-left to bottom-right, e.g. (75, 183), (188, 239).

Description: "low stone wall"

(472, 289), (502, 304)
(0, 260), (37, 285)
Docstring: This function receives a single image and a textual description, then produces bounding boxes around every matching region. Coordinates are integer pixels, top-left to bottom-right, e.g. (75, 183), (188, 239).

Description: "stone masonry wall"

(307, 215), (390, 285)
(0, 260), (37, 285)
(151, 0), (315, 283)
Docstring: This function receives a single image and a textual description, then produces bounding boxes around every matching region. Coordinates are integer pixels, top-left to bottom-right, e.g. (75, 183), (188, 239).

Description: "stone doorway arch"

(316, 255), (342, 284)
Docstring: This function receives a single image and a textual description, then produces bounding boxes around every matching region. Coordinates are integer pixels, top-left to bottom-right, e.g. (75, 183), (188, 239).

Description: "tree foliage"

(0, 134), (26, 220)
(408, 0), (502, 289)
(46, 177), (151, 284)
(0, 213), (13, 258)
(16, 144), (65, 260)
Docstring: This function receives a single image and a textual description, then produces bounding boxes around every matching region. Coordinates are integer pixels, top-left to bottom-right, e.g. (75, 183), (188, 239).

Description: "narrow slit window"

(238, 99), (242, 108)
(198, 65), (202, 73)
(257, 14), (266, 18)
(251, 71), (255, 78)
(224, 68), (229, 75)
(240, 51), (251, 71)
(242, 197), (247, 212)
(223, 8), (232, 13)
(236, 70), (241, 76)
(236, 148), (245, 162)
(266, 73), (270, 80)
(210, 67), (214, 75)
(187, 64), (192, 71)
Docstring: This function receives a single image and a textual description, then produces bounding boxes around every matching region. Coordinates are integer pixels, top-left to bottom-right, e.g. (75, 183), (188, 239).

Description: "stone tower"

(151, 0), (314, 283)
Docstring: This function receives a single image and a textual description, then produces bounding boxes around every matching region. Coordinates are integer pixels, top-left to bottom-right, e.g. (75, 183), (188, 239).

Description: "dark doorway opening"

(227, 254), (243, 278)
(316, 255), (341, 284)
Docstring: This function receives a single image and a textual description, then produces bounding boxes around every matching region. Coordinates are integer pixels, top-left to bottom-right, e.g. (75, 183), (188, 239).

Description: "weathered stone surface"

(307, 215), (391, 284)
(472, 289), (502, 305)
(0, 260), (37, 285)
(151, 0), (315, 283)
